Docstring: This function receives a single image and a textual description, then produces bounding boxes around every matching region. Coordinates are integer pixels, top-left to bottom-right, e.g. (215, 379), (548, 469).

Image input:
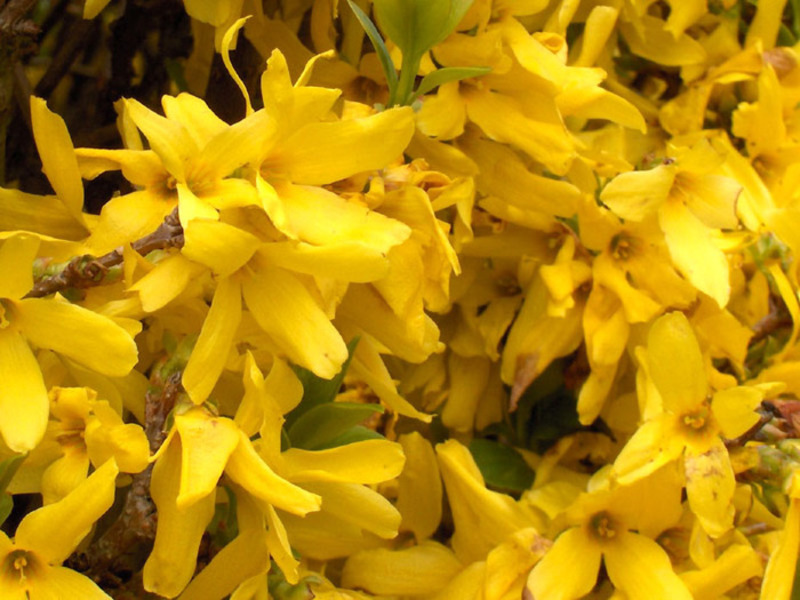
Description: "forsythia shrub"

(2, 0), (800, 598)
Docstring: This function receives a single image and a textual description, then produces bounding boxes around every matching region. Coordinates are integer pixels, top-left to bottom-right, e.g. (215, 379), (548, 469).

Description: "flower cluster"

(2, 0), (800, 598)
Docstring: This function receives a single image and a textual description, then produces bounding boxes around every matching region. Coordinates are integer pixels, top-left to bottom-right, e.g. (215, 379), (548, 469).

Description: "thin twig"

(24, 207), (184, 298)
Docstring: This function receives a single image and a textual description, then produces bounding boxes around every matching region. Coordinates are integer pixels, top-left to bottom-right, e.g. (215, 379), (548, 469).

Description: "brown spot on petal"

(510, 353), (539, 413)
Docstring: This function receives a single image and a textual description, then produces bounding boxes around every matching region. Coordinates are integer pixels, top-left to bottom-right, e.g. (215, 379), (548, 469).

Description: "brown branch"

(24, 207), (184, 299)
(0, 0), (37, 34)
(33, 18), (95, 98)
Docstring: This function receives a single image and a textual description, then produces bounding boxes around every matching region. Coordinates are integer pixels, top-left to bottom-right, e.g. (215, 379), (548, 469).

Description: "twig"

(0, 0), (37, 34)
(24, 207), (184, 298)
(33, 18), (95, 98)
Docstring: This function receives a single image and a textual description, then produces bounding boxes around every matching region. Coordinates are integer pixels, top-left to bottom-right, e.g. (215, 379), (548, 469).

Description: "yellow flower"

(437, 439), (543, 564)
(600, 139), (740, 307)
(35, 387), (149, 504)
(0, 235), (138, 452)
(614, 311), (765, 537)
(0, 98), (88, 252)
(0, 460), (118, 599)
(528, 465), (689, 600)
(143, 404), (320, 597)
(760, 469), (800, 600)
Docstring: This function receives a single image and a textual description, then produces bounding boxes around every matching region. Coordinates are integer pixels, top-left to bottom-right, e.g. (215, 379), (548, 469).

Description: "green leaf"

(288, 402), (384, 450)
(414, 66), (491, 98)
(286, 337), (359, 429)
(316, 425), (385, 450)
(373, 0), (475, 105)
(346, 1), (398, 94)
(469, 439), (535, 493)
(0, 454), (25, 494)
(0, 493), (11, 527)
(373, 0), (474, 59)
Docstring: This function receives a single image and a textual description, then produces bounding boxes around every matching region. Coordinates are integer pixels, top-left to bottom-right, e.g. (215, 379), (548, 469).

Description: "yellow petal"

(0, 188), (87, 241)
(219, 18), (254, 115)
(0, 328), (49, 452)
(84, 412), (150, 474)
(303, 481), (401, 539)
(461, 136), (580, 218)
(190, 110), (274, 186)
(711, 386), (763, 440)
(124, 98), (198, 181)
(761, 498), (800, 600)
(684, 438), (735, 538)
(75, 148), (167, 187)
(465, 89), (574, 176)
(40, 565), (112, 599)
(29, 98), (85, 224)
(85, 191), (174, 256)
(16, 459), (118, 564)
(178, 531), (269, 600)
(242, 265), (347, 379)
(619, 15), (706, 66)
(527, 527), (601, 600)
(0, 235), (39, 300)
(681, 544), (763, 599)
(604, 531), (693, 600)
(659, 199), (730, 307)
(83, 0), (112, 18)
(160, 88), (229, 144)
(441, 354), (490, 433)
(144, 438), (216, 598)
(573, 6), (619, 67)
(745, 0), (788, 49)
(129, 252), (205, 313)
(396, 432), (442, 541)
(264, 502), (299, 584)
(437, 439), (540, 563)
(174, 409), (241, 508)
(17, 297), (138, 377)
(269, 108), (415, 185)
(40, 449), (90, 505)
(267, 182), (411, 250)
(182, 0), (235, 26)
(416, 82), (467, 140)
(341, 542), (463, 595)
(257, 240), (390, 283)
(280, 439), (405, 484)
(557, 85), (646, 132)
(646, 311), (707, 415)
(183, 219), (260, 278)
(614, 416), (684, 485)
(338, 284), (443, 363)
(225, 430), (321, 515)
(182, 277), (242, 405)
(600, 165), (674, 222)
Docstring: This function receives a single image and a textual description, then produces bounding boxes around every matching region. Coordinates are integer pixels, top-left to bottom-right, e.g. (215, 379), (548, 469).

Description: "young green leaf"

(372, 0), (474, 59)
(414, 66), (491, 98)
(469, 438), (535, 493)
(288, 402), (384, 450)
(346, 0), (398, 95)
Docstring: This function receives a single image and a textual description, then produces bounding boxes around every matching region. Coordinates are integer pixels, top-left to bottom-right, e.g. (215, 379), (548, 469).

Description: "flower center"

(589, 511), (618, 542)
(680, 404), (712, 434)
(2, 549), (41, 584)
(610, 234), (637, 262)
